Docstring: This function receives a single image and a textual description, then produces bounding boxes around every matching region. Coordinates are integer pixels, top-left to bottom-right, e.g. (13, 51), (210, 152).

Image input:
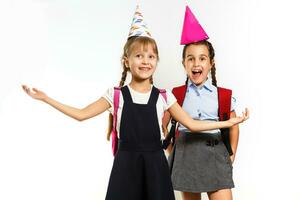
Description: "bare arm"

(229, 111), (239, 163)
(168, 102), (248, 132)
(22, 85), (111, 121)
(162, 111), (173, 154)
(162, 111), (171, 137)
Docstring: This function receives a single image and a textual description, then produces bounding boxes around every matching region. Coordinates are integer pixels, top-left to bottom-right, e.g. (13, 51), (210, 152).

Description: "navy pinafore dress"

(105, 86), (175, 200)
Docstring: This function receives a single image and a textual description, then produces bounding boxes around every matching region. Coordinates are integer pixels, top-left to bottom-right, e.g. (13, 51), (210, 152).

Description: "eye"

(149, 55), (156, 59)
(136, 54), (142, 58)
(200, 57), (207, 61)
(187, 57), (194, 61)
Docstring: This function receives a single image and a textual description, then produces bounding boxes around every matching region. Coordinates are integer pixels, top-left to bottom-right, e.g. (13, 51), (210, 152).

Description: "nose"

(194, 59), (200, 67)
(142, 57), (149, 65)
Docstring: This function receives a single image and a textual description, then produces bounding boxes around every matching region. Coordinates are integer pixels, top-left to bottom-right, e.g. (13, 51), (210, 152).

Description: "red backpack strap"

(172, 85), (188, 139)
(111, 87), (121, 156)
(217, 87), (232, 120)
(217, 87), (233, 155)
(158, 89), (167, 102)
(172, 85), (187, 106)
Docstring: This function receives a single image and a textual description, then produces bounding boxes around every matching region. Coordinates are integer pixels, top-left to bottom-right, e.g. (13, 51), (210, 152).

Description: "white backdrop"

(0, 0), (299, 199)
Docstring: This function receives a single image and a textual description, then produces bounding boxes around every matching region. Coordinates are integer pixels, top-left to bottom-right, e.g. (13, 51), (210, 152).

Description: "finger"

(244, 108), (249, 120)
(22, 85), (28, 92)
(245, 108), (249, 116)
(32, 88), (38, 93)
(245, 114), (249, 120)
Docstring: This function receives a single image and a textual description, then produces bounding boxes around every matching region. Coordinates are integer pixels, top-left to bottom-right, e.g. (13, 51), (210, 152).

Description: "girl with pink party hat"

(163, 5), (243, 200)
(22, 5), (248, 200)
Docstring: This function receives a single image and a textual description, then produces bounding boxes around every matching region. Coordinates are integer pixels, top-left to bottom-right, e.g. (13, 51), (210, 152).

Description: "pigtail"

(185, 76), (189, 85)
(211, 64), (217, 87)
(203, 40), (217, 87)
(205, 40), (217, 87)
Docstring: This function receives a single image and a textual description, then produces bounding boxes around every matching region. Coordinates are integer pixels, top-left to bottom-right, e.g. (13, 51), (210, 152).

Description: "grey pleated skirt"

(168, 132), (234, 193)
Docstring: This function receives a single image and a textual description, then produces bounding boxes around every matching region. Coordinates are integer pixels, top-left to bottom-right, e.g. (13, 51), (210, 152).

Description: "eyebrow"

(132, 50), (156, 55)
(186, 54), (208, 58)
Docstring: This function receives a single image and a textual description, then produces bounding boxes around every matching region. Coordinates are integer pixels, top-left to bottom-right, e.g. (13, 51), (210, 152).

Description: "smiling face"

(124, 38), (158, 82)
(183, 43), (214, 86)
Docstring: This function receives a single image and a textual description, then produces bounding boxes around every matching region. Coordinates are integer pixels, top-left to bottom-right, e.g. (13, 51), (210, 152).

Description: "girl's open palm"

(229, 108), (249, 125)
(22, 85), (47, 101)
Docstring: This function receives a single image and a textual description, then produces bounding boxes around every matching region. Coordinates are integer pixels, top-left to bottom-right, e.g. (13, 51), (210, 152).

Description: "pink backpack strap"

(112, 87), (121, 132)
(159, 88), (168, 136)
(111, 87), (121, 156)
(159, 89), (167, 102)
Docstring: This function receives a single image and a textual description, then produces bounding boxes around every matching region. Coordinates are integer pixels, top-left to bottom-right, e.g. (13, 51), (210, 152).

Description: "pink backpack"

(111, 87), (167, 156)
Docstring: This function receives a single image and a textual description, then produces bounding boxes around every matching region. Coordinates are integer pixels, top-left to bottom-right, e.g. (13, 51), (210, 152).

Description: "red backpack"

(163, 84), (233, 155)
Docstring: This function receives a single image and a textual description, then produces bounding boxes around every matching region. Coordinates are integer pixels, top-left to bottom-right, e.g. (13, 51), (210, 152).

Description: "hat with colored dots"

(128, 5), (152, 38)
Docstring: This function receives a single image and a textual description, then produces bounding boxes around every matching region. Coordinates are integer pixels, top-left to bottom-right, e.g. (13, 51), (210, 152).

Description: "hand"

(22, 85), (47, 101)
(228, 108), (249, 126)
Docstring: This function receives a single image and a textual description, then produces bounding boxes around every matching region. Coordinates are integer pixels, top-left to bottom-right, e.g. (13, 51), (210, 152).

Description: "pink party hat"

(128, 5), (152, 38)
(180, 6), (209, 45)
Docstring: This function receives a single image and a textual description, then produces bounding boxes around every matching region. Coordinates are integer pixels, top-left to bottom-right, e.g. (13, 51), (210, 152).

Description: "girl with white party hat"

(22, 5), (248, 200)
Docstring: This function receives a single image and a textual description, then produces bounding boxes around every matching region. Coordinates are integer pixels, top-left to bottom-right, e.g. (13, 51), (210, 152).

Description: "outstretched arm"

(22, 85), (111, 121)
(168, 102), (249, 132)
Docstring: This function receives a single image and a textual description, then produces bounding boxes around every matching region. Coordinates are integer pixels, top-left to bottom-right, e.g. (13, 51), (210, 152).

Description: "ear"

(123, 57), (129, 69)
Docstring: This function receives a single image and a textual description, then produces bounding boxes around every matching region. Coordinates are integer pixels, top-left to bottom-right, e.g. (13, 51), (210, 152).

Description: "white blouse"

(102, 85), (177, 139)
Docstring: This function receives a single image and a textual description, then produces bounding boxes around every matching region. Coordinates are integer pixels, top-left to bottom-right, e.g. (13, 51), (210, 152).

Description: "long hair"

(106, 36), (159, 141)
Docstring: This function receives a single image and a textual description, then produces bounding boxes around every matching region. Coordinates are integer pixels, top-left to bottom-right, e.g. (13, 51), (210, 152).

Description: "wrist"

(224, 120), (232, 128)
(42, 95), (50, 103)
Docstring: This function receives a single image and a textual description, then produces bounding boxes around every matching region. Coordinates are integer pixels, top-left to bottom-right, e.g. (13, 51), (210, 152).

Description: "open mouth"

(192, 69), (202, 76)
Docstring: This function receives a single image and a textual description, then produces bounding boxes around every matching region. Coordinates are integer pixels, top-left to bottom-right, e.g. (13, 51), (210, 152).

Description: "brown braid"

(182, 40), (217, 86)
(211, 63), (217, 87)
(107, 36), (159, 141)
(185, 76), (189, 85)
